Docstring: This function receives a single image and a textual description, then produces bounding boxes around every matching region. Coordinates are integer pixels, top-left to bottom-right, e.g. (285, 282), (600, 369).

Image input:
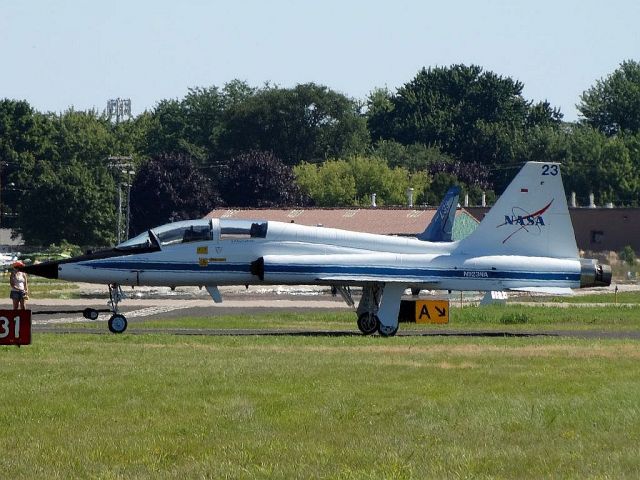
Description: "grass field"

(49, 302), (640, 333)
(516, 290), (640, 304)
(2, 308), (640, 478)
(0, 274), (80, 299)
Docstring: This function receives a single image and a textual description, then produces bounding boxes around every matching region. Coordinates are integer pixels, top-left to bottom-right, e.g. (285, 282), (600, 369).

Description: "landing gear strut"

(356, 283), (402, 337)
(107, 283), (128, 334)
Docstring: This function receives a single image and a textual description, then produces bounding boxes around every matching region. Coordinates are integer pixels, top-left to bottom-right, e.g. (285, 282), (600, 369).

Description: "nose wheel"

(108, 314), (128, 334)
(106, 283), (128, 334)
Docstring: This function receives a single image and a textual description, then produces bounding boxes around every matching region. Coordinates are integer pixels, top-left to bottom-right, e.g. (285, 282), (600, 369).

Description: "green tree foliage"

(144, 82), (255, 162)
(294, 156), (428, 206)
(0, 100), (52, 225)
(425, 161), (494, 205)
(50, 109), (114, 164)
(129, 153), (222, 235)
(578, 60), (640, 136)
(373, 140), (455, 171)
(620, 245), (636, 267)
(367, 64), (562, 171)
(220, 151), (309, 207)
(294, 159), (356, 206)
(16, 161), (116, 246)
(219, 83), (370, 164)
(5, 106), (123, 245)
(561, 126), (640, 206)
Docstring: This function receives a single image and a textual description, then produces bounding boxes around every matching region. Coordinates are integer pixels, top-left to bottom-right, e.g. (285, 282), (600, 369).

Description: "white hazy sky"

(2, 0), (638, 121)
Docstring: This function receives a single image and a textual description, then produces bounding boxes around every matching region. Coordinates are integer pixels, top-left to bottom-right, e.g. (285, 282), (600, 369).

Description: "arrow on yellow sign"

(415, 300), (449, 324)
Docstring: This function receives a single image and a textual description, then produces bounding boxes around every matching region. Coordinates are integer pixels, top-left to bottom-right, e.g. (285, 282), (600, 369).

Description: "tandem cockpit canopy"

(115, 219), (270, 251)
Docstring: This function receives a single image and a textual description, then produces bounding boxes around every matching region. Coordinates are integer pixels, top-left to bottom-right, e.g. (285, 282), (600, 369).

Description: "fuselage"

(45, 218), (597, 292)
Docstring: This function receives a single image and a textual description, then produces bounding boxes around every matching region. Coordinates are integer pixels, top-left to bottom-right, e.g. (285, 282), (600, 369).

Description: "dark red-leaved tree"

(220, 150), (311, 207)
(129, 153), (222, 235)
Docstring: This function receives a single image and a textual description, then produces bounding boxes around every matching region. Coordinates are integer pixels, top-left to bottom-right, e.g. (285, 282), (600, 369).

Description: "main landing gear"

(356, 284), (401, 337)
(107, 283), (128, 334)
(357, 312), (379, 335)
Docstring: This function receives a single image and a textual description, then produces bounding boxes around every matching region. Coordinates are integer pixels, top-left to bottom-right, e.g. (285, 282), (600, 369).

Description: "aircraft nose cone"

(19, 261), (60, 279)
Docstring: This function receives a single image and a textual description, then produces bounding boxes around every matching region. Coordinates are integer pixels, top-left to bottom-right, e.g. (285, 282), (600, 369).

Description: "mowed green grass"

(516, 290), (640, 304)
(1, 333), (640, 479)
(119, 303), (640, 332)
(0, 274), (80, 299)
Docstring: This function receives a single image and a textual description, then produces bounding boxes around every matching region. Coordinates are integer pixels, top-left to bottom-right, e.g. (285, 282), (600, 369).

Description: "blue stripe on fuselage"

(264, 264), (579, 282)
(82, 260), (579, 282)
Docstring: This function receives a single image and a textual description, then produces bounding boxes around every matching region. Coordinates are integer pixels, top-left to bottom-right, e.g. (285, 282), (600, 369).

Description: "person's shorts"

(10, 290), (25, 300)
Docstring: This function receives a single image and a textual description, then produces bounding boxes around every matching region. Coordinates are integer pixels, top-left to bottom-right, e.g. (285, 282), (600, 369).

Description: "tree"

(294, 156), (428, 207)
(578, 60), (640, 136)
(294, 160), (356, 206)
(129, 153), (222, 235)
(424, 160), (494, 205)
(219, 83), (370, 164)
(220, 151), (309, 207)
(367, 64), (562, 172)
(16, 161), (116, 246)
(144, 82), (255, 162)
(620, 245), (636, 267)
(373, 140), (455, 171)
(0, 100), (54, 226)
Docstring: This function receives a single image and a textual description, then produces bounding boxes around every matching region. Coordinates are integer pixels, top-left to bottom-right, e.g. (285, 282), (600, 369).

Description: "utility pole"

(109, 156), (135, 243)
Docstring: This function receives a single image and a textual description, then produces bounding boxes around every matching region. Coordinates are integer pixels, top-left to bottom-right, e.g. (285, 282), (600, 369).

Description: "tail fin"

(456, 162), (578, 258)
(417, 186), (460, 242)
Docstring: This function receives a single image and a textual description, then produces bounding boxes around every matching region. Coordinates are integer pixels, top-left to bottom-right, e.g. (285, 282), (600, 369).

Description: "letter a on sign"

(415, 300), (449, 324)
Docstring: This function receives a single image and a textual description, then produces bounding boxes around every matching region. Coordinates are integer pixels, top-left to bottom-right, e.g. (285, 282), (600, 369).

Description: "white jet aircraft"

(20, 162), (611, 335)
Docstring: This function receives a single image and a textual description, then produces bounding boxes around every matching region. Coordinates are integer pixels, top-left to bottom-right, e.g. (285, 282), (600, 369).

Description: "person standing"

(9, 261), (28, 310)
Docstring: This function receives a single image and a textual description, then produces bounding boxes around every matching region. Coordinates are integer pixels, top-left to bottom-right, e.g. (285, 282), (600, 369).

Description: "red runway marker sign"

(0, 310), (31, 346)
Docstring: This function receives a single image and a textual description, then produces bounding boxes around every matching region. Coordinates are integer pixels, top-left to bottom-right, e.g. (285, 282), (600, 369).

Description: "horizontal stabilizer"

(508, 286), (574, 295)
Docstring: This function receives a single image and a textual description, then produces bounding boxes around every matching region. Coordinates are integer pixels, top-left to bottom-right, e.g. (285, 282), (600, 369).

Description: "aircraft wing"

(506, 286), (575, 295)
(255, 253), (446, 287)
(315, 274), (440, 285)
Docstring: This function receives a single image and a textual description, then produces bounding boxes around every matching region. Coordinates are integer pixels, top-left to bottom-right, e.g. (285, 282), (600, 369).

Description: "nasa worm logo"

(497, 200), (553, 243)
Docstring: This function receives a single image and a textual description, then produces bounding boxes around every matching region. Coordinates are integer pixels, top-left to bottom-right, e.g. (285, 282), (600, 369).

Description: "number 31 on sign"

(0, 310), (31, 346)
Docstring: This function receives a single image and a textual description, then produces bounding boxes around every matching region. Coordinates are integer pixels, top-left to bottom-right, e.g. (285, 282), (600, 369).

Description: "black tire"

(83, 308), (99, 320)
(357, 313), (379, 335)
(378, 323), (399, 337)
(108, 314), (128, 334)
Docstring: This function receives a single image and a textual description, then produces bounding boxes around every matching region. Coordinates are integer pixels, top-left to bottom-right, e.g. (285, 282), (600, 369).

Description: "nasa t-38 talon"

(20, 162), (611, 335)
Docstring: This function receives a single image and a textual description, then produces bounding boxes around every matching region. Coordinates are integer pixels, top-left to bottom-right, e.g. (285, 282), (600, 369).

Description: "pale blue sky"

(2, 0), (638, 121)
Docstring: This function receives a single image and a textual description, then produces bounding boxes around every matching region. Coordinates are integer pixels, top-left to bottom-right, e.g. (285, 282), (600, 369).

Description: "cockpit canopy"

(115, 219), (268, 251)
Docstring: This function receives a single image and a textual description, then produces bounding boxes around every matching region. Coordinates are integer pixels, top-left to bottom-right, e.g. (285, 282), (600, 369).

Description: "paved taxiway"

(25, 292), (640, 340)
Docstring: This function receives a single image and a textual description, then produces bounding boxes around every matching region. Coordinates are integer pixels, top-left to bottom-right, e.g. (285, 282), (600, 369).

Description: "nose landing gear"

(107, 284), (128, 334)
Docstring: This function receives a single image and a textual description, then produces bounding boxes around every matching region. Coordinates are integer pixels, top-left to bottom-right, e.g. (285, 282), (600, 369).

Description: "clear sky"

(2, 0), (638, 121)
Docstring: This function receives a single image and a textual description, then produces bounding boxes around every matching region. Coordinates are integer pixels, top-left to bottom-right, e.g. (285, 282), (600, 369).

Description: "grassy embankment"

(1, 333), (639, 479)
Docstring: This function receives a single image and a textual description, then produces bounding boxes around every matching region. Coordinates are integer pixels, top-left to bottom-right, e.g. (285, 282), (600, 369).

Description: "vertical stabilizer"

(417, 186), (460, 242)
(457, 162), (578, 258)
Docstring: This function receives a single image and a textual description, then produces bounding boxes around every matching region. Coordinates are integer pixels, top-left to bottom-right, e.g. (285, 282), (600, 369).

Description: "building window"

(590, 230), (604, 244)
